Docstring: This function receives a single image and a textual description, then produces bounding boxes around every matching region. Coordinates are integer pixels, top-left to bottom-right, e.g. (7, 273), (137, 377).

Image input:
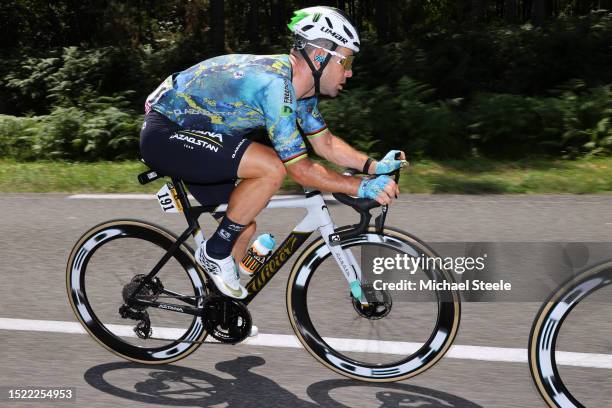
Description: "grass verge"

(1, 158), (611, 194)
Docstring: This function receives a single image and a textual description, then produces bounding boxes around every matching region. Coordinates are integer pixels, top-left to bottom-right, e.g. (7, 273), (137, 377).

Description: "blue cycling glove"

(358, 175), (391, 200)
(375, 150), (407, 174)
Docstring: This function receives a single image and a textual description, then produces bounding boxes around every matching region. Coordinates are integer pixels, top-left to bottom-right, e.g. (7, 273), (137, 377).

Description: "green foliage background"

(0, 1), (610, 161)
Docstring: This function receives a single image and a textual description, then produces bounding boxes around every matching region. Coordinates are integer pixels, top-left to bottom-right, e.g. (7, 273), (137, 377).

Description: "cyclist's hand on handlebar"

(374, 150), (408, 174)
(358, 175), (400, 205)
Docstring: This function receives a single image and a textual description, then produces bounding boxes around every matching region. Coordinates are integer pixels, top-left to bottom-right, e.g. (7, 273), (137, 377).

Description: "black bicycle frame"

(127, 177), (312, 314)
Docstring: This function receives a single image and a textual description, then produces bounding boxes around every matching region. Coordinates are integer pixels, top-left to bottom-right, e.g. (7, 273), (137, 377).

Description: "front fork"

(319, 223), (370, 305)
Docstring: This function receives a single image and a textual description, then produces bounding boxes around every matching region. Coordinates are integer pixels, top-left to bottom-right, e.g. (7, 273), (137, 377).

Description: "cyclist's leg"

(140, 110), (259, 257)
(232, 221), (257, 262)
(185, 184), (253, 258)
(210, 212), (257, 263)
(227, 143), (286, 224)
(203, 142), (284, 262)
(205, 142), (285, 259)
(140, 111), (282, 270)
(207, 143), (284, 259)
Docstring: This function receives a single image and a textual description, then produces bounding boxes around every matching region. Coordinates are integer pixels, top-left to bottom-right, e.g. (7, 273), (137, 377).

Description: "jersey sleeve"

(296, 96), (328, 139)
(260, 77), (308, 166)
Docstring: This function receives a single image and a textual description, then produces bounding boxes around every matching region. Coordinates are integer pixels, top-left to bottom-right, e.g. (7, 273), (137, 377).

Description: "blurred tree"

(247, 0), (260, 47)
(375, 0), (389, 42)
(471, 0), (487, 21)
(269, 0), (286, 44)
(532, 0), (551, 25)
(210, 0), (225, 52)
(504, 0), (519, 22)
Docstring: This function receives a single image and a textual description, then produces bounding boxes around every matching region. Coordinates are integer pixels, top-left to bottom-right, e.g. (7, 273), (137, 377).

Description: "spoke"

(348, 314), (361, 331)
(374, 321), (382, 340)
(377, 317), (393, 332)
(368, 319), (375, 339)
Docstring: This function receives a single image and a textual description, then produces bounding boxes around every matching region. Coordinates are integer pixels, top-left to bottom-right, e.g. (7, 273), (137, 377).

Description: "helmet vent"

(343, 25), (354, 39)
(301, 24), (314, 31)
(325, 17), (333, 29)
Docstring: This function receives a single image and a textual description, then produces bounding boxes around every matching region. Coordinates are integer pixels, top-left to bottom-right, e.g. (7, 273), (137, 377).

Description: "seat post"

(172, 178), (200, 230)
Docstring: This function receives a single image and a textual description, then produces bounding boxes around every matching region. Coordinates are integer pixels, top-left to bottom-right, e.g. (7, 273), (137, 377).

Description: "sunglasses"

(307, 43), (355, 71)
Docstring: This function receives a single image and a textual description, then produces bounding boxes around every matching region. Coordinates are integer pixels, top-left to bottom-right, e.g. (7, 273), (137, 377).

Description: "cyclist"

(140, 6), (406, 299)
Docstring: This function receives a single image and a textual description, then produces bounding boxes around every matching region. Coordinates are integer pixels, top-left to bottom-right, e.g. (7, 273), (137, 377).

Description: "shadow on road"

(84, 357), (481, 407)
(308, 379), (483, 407)
(84, 356), (315, 407)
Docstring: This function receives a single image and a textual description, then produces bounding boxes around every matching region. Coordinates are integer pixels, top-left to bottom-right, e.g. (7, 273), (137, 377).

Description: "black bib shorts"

(139, 110), (252, 206)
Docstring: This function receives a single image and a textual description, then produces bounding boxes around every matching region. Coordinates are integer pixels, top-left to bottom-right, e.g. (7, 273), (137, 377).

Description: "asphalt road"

(1, 193), (612, 408)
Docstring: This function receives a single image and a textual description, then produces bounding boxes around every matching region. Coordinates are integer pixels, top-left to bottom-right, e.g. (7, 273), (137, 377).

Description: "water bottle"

(239, 234), (276, 276)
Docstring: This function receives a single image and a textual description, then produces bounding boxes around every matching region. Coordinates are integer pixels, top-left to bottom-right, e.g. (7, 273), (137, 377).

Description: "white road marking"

(68, 194), (156, 200)
(1, 317), (611, 369)
(67, 194), (337, 201)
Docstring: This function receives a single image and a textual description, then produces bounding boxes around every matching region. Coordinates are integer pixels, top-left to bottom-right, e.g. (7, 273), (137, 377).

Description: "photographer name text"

(372, 279), (512, 291)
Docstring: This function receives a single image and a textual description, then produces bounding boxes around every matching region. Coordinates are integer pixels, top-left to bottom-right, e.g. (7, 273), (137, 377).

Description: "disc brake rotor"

(351, 284), (392, 320)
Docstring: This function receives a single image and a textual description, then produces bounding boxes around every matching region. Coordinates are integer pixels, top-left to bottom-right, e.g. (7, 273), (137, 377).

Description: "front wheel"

(67, 219), (208, 364)
(286, 226), (461, 382)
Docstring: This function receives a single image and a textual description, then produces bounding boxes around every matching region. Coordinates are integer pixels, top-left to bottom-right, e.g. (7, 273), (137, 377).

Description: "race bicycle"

(67, 165), (461, 382)
(529, 259), (612, 407)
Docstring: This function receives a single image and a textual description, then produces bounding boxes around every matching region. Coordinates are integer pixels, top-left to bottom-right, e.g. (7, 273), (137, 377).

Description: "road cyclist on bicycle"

(140, 6), (407, 300)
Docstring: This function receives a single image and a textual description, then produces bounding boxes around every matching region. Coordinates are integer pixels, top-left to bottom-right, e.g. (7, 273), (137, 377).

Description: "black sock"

(206, 216), (246, 260)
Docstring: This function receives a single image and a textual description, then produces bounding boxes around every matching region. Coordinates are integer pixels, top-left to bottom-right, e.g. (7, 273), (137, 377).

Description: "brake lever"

(376, 159), (403, 231)
(374, 153), (403, 233)
(331, 155), (404, 244)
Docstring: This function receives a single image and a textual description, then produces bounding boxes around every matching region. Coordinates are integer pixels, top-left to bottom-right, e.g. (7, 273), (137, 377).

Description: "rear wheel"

(67, 219), (208, 364)
(287, 226), (461, 382)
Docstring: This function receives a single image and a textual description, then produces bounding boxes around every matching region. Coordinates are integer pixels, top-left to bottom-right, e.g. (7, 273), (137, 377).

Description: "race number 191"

(156, 183), (183, 213)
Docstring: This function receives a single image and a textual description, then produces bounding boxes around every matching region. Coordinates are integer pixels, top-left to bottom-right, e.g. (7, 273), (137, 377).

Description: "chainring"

(351, 283), (392, 320)
(202, 296), (252, 344)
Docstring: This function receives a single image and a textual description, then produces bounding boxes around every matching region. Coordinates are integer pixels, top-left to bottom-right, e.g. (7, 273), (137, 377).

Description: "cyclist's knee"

(255, 152), (285, 189)
(238, 143), (285, 183)
(268, 160), (286, 190)
(257, 150), (285, 180)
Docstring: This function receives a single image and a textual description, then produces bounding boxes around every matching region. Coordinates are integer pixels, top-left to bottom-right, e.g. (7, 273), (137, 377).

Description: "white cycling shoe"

(195, 241), (248, 300)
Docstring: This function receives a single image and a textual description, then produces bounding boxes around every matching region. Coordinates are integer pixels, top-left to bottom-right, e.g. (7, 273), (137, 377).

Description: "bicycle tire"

(528, 259), (612, 408)
(67, 219), (208, 364)
(286, 226), (461, 382)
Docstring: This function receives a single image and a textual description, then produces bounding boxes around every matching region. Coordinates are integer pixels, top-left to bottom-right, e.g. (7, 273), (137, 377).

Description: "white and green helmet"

(288, 6), (360, 52)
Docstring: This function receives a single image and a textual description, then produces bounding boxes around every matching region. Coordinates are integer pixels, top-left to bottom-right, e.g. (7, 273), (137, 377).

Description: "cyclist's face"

(318, 47), (354, 97)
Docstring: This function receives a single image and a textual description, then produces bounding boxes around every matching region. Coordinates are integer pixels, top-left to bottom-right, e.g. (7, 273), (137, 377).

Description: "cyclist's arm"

(307, 130), (377, 174)
(286, 158), (398, 204)
(285, 157), (360, 195)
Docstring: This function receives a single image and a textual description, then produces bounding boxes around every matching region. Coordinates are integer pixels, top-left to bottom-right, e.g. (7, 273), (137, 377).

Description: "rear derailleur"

(119, 304), (152, 339)
(118, 274), (164, 339)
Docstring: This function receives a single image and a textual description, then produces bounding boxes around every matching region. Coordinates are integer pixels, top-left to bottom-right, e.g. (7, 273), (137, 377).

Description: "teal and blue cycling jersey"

(146, 54), (327, 165)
